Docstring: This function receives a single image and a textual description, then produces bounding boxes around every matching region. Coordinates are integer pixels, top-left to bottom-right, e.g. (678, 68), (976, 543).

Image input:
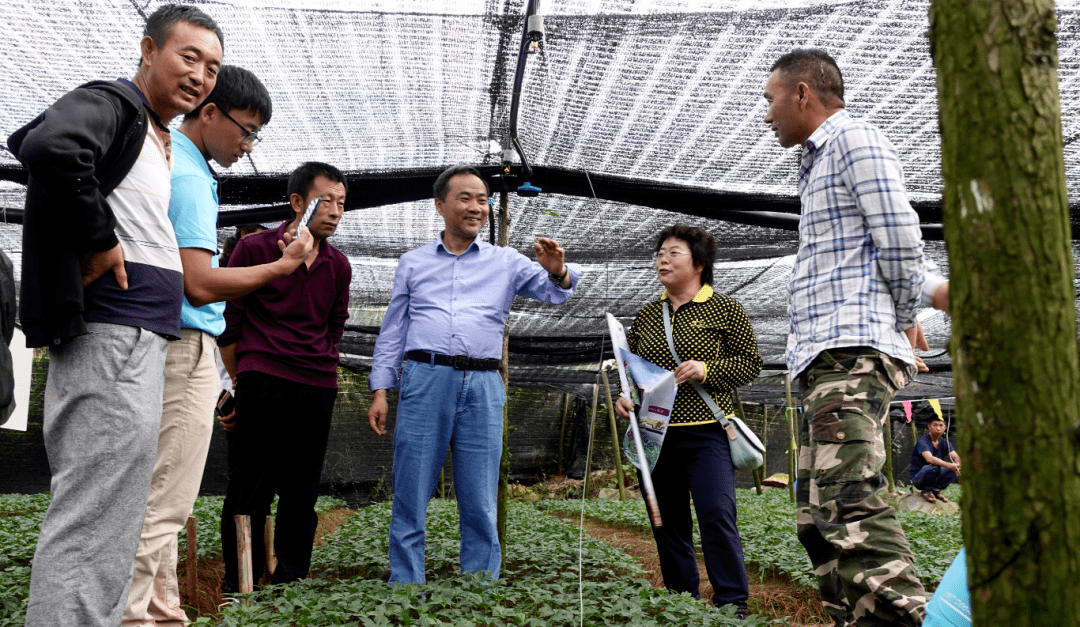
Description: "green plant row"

(211, 499), (791, 626)
(0, 492), (345, 627)
(0, 493), (50, 627)
(536, 485), (963, 590)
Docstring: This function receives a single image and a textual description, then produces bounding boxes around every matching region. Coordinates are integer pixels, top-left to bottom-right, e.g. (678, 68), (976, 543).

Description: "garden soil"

(547, 509), (832, 626)
(178, 507), (354, 621)
(178, 504), (830, 626)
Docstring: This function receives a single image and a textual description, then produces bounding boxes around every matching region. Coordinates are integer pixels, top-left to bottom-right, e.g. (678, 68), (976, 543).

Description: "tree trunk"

(929, 2), (1080, 624)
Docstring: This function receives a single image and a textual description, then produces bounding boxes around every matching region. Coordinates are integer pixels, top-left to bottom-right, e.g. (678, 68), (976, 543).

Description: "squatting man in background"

(124, 65), (314, 627)
(367, 164), (581, 584)
(7, 6), (223, 626)
(909, 417), (961, 504)
(763, 48), (950, 627)
(217, 162), (351, 595)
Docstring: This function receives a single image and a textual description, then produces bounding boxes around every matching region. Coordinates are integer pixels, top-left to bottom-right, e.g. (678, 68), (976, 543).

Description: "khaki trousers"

(123, 329), (218, 627)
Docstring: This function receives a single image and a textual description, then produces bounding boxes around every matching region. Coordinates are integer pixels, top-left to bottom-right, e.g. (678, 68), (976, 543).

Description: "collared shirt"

(219, 222), (351, 388)
(169, 129), (225, 336)
(369, 234), (581, 391)
(626, 284), (762, 425)
(787, 110), (946, 379)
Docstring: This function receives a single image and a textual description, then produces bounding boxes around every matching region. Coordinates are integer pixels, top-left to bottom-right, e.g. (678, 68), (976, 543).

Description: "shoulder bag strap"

(661, 301), (730, 428)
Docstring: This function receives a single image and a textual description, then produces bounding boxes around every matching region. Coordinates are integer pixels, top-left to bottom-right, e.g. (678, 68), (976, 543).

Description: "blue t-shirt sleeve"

(916, 437), (932, 458)
(169, 173), (219, 252)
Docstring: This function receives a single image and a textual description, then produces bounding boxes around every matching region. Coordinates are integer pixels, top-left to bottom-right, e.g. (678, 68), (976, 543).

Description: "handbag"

(662, 301), (764, 471)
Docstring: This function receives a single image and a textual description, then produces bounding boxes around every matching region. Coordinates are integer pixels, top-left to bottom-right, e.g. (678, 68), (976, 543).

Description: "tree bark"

(929, 2), (1080, 624)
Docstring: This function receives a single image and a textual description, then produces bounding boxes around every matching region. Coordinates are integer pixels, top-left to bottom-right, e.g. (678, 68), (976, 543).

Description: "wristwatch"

(548, 267), (568, 285)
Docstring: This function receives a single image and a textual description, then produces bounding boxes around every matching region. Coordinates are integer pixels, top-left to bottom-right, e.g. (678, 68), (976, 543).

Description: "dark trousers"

(642, 422), (749, 611)
(220, 371), (337, 592)
(911, 465), (957, 492)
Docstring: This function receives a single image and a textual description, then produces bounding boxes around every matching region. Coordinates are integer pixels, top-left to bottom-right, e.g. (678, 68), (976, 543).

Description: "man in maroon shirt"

(217, 161), (351, 592)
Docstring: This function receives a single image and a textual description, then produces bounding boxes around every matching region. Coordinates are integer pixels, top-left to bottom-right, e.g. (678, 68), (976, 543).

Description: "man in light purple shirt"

(367, 164), (580, 584)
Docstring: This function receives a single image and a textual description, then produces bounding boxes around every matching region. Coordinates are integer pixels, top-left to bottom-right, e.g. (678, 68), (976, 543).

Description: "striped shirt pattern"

(787, 110), (944, 379)
(84, 123), (184, 339)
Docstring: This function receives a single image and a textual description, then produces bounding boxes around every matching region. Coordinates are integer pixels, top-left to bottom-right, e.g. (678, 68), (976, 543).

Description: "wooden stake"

(185, 516), (196, 605)
(557, 392), (570, 476)
(582, 382), (600, 498)
(234, 515), (253, 597)
(496, 189), (511, 575)
(785, 374), (797, 503)
(600, 369), (626, 501)
(263, 515), (277, 581)
(884, 415), (895, 493)
(760, 402), (768, 471)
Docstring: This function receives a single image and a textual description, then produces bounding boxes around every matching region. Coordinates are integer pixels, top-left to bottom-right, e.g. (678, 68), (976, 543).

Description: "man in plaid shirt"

(764, 48), (949, 627)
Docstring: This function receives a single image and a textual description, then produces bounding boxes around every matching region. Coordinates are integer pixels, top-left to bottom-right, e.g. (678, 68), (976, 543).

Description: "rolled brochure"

(606, 313), (676, 527)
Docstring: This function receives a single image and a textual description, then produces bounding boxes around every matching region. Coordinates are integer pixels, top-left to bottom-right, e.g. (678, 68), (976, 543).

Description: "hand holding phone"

(298, 197), (322, 231)
(216, 389), (236, 417)
(216, 389), (238, 431)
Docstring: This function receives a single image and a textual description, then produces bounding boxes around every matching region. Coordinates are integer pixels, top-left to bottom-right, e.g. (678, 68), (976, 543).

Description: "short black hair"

(143, 5), (224, 59)
(288, 162), (349, 201)
(185, 65), (272, 123)
(929, 417), (946, 424)
(433, 165), (489, 201)
(656, 224), (716, 287)
(770, 48), (844, 105)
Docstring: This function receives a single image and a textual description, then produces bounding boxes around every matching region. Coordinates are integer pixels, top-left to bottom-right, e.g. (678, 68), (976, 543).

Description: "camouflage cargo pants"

(796, 348), (926, 627)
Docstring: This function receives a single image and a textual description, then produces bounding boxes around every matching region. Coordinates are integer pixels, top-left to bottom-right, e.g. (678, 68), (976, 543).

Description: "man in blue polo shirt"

(124, 65), (312, 627)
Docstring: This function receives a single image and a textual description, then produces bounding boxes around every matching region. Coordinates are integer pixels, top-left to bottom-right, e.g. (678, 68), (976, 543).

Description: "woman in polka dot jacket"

(615, 224), (762, 615)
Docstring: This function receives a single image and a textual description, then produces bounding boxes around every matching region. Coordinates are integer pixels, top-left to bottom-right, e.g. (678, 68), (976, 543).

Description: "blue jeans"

(911, 465), (957, 492)
(388, 360), (506, 584)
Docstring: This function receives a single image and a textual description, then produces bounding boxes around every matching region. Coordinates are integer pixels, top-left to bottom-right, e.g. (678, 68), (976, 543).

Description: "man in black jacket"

(7, 6), (223, 627)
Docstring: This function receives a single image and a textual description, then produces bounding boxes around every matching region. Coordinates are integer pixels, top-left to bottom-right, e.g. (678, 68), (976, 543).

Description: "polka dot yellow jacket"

(626, 284), (762, 426)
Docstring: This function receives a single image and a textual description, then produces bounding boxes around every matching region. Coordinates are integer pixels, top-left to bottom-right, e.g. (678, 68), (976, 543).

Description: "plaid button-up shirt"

(787, 110), (944, 379)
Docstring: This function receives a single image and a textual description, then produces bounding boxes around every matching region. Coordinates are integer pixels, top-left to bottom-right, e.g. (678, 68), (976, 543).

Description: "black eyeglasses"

(219, 109), (261, 146)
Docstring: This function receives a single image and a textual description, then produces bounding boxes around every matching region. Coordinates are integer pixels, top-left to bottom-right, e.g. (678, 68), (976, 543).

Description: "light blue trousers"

(26, 323), (167, 627)
(388, 359), (505, 584)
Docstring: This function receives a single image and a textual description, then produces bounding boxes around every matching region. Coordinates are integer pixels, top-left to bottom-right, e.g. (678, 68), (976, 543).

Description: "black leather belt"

(406, 350), (500, 371)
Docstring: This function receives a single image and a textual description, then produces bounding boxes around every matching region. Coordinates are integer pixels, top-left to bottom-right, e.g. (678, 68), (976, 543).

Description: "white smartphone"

(298, 197), (321, 231)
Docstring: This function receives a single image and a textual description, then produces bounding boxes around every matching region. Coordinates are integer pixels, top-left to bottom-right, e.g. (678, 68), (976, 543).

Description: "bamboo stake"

(600, 369), (627, 501)
(185, 516), (196, 605)
(235, 515), (253, 598)
(785, 374), (797, 503)
(496, 189), (511, 574)
(582, 382), (600, 498)
(760, 402), (768, 471)
(557, 392), (570, 476)
(884, 415), (896, 493)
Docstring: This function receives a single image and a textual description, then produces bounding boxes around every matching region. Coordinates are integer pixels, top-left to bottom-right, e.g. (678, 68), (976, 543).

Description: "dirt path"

(545, 509), (832, 627)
